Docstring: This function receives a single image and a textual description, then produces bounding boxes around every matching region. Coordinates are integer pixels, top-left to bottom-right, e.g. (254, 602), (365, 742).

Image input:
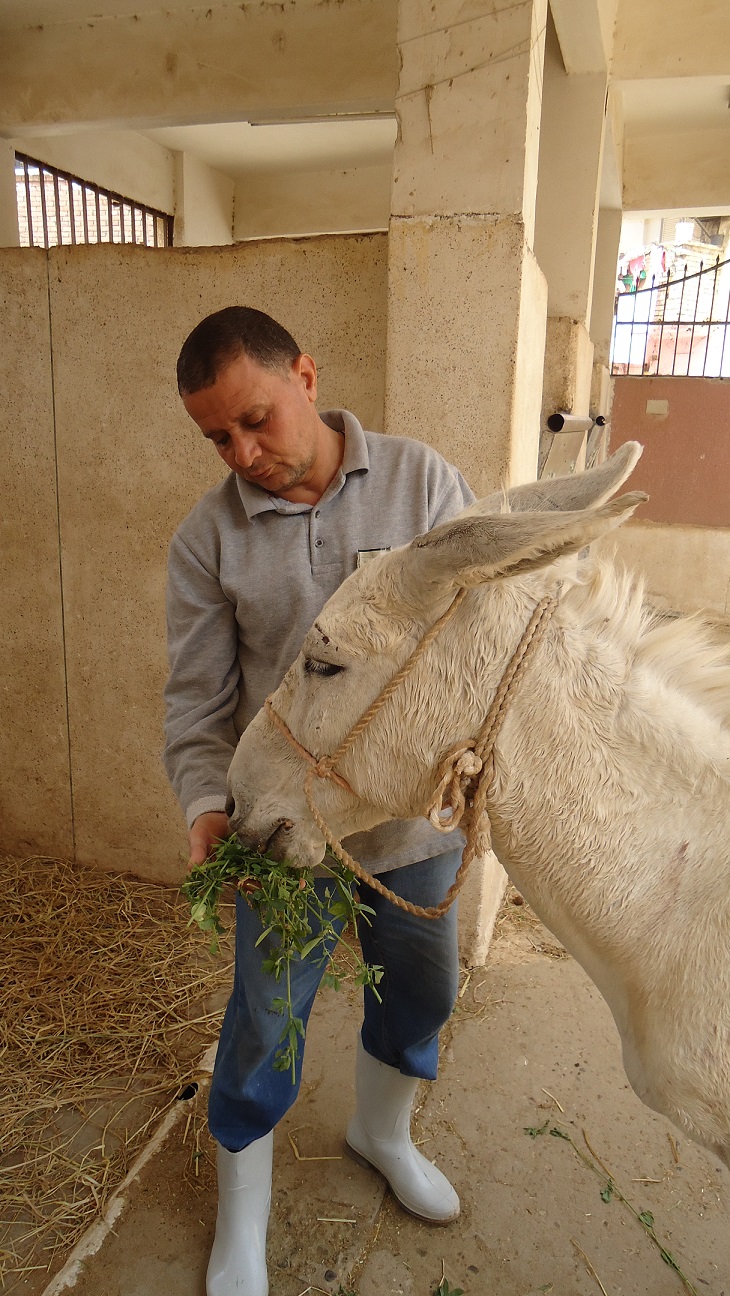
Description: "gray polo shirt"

(163, 409), (474, 873)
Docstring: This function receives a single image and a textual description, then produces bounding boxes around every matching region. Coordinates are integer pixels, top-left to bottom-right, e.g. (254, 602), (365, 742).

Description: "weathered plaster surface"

(392, 0), (547, 239)
(600, 520), (730, 617)
(613, 0), (730, 79)
(0, 250), (73, 858)
(385, 215), (545, 494)
(623, 128), (730, 213)
(174, 153), (234, 247)
(0, 0), (398, 134)
(38, 236), (387, 880)
(590, 206), (623, 369)
(234, 164), (391, 241)
(0, 140), (20, 247)
(541, 317), (594, 422)
(534, 11), (606, 322)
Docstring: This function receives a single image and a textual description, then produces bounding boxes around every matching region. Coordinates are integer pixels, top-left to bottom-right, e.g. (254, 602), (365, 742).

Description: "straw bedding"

(0, 853), (233, 1294)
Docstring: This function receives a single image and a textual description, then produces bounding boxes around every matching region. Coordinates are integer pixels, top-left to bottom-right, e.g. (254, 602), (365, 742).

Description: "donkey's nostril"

(225, 795), (235, 819)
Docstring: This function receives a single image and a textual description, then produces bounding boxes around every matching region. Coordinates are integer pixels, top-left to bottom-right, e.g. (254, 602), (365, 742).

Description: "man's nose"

(230, 430), (260, 469)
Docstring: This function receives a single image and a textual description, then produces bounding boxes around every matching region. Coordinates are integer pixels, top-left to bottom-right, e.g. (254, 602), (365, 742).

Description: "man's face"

(182, 350), (321, 497)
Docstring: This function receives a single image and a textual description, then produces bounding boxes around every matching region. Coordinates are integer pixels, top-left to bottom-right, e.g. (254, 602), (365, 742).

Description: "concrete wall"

(624, 128), (730, 213)
(602, 521), (730, 617)
(0, 251), (73, 858)
(174, 152), (233, 246)
(0, 234), (388, 881)
(0, 140), (19, 246)
(610, 376), (730, 528)
(234, 164), (391, 241)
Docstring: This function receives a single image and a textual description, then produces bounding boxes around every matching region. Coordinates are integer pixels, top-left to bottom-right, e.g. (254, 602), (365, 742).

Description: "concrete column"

(590, 205), (623, 419)
(0, 140), (20, 247)
(385, 0), (549, 497)
(386, 0), (550, 962)
(173, 152), (234, 248)
(534, 9), (607, 476)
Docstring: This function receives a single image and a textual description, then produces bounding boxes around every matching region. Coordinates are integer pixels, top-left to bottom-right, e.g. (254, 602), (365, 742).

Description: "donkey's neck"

(474, 570), (730, 987)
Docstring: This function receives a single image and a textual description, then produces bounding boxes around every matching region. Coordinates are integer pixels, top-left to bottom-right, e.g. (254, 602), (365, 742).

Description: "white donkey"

(227, 443), (730, 1170)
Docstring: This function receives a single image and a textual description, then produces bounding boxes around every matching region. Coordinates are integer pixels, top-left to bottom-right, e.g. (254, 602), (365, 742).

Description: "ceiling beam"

(0, 0), (397, 137)
(550, 0), (613, 74)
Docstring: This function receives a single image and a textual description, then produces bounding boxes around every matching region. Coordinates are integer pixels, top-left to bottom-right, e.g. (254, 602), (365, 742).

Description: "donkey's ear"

(404, 491), (647, 591)
(471, 441), (643, 516)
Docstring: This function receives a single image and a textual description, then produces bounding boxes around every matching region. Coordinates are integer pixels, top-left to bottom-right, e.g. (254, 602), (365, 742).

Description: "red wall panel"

(610, 377), (730, 528)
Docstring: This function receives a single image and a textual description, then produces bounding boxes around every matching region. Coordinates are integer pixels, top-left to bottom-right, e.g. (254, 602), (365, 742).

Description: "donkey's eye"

(304, 658), (343, 678)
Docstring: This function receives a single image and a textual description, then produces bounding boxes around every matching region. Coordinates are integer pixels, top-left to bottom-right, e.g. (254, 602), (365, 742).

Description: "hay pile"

(0, 854), (233, 1294)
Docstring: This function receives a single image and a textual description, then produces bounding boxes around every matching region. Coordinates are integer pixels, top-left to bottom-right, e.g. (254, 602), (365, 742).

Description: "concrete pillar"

(0, 140), (20, 247)
(385, 0), (549, 497)
(385, 0), (550, 962)
(534, 9), (607, 476)
(590, 205), (623, 419)
(173, 152), (234, 248)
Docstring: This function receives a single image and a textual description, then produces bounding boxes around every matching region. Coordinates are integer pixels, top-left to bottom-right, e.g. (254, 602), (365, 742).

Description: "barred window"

(15, 153), (173, 249)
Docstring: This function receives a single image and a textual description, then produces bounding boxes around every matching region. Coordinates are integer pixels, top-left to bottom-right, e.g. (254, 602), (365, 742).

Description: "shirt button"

(315, 538), (324, 548)
(314, 509), (321, 518)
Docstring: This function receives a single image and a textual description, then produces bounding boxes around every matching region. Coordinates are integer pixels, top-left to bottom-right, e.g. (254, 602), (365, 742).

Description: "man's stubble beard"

(244, 447), (317, 496)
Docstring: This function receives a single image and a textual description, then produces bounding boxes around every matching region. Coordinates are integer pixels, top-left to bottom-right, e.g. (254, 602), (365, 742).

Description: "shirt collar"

(234, 408), (370, 520)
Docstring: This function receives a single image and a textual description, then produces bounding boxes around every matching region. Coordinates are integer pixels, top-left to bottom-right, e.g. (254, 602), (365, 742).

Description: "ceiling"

(0, 0), (218, 28)
(145, 118), (398, 178)
(621, 77), (730, 137)
(2, 0), (727, 190)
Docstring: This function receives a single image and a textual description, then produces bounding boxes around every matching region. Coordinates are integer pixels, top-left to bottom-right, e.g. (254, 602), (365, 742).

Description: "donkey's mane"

(563, 555), (730, 729)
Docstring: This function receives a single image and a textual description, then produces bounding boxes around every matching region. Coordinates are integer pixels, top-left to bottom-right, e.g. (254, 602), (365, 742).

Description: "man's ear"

(401, 491), (648, 594)
(470, 441), (643, 516)
(294, 353), (318, 403)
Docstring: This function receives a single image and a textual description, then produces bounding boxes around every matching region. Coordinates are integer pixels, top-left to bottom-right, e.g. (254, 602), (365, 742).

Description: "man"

(164, 307), (474, 1296)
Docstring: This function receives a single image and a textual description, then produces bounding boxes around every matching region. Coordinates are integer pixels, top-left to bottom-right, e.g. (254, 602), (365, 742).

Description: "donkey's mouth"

(252, 818), (294, 859)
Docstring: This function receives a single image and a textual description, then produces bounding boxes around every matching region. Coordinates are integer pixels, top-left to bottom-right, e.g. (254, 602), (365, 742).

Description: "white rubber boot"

(345, 1041), (460, 1224)
(206, 1132), (273, 1296)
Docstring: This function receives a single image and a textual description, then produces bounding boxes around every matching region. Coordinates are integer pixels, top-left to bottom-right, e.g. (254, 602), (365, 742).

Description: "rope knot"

(427, 743), (483, 833)
(314, 756), (335, 780)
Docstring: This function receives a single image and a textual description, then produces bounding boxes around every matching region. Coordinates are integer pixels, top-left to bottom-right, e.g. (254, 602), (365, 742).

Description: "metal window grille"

(610, 256), (730, 379)
(15, 153), (173, 249)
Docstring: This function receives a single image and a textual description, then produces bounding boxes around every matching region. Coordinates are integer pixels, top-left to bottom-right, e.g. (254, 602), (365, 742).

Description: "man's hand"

(189, 811), (231, 866)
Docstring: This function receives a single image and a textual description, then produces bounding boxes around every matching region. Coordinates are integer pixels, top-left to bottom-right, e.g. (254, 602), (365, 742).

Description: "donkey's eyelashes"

(304, 658), (344, 678)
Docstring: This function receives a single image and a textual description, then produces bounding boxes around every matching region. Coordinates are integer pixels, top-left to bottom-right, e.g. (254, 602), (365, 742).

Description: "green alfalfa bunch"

(182, 836), (383, 1082)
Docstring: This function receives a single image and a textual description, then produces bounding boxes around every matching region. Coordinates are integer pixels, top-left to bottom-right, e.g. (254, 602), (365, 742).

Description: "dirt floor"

(29, 894), (730, 1296)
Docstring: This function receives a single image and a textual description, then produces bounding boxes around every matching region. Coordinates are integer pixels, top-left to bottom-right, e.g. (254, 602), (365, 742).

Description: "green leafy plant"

(435, 1279), (464, 1295)
(182, 836), (384, 1082)
(523, 1120), (699, 1295)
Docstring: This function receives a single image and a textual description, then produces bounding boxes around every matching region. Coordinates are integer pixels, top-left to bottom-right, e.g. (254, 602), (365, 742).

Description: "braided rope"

(285, 590), (560, 921)
(326, 587), (470, 768)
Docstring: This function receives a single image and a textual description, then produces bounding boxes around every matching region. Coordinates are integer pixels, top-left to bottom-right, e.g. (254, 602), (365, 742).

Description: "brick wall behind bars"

(0, 237), (388, 880)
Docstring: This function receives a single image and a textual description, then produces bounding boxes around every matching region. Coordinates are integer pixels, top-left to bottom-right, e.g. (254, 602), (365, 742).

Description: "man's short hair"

(177, 306), (301, 394)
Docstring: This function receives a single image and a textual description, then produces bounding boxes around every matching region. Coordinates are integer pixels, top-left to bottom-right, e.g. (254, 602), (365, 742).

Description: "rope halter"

(264, 587), (559, 920)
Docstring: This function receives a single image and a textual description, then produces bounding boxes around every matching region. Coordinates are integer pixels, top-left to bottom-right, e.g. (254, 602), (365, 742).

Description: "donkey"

(227, 443), (730, 1170)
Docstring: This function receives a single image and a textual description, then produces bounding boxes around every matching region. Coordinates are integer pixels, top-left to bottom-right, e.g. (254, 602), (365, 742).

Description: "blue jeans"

(208, 848), (462, 1153)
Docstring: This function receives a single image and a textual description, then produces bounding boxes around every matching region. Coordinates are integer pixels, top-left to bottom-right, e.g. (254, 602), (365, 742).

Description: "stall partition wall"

(0, 236), (388, 880)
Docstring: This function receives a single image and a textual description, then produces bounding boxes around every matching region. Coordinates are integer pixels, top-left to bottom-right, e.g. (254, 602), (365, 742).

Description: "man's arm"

(163, 531), (240, 859)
